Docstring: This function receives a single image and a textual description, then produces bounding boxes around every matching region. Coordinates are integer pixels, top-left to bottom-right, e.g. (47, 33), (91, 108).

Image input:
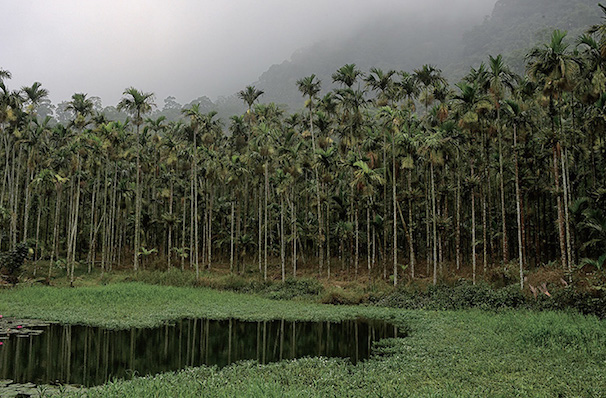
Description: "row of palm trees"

(1, 14), (605, 288)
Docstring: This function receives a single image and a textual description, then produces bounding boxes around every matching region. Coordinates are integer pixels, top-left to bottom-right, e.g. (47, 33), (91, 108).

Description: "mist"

(1, 0), (496, 106)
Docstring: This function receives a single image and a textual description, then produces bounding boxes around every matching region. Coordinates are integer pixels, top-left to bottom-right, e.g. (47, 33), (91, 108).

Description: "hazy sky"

(1, 0), (496, 106)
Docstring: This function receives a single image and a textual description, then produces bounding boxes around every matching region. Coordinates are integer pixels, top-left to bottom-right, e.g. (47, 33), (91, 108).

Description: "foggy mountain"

(245, 0), (600, 112)
(6, 0), (601, 122)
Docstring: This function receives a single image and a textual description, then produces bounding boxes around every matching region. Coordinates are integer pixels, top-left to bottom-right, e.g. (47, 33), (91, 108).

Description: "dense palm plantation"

(1, 16), (605, 289)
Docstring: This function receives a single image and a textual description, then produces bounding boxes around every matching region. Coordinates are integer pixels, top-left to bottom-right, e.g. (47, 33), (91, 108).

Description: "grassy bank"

(1, 283), (605, 397)
(0, 283), (406, 329)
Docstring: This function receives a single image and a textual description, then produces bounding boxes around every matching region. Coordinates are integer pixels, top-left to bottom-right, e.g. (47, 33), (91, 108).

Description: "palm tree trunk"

(456, 167), (461, 271)
(49, 186), (62, 280)
(264, 162), (269, 281)
(392, 140), (397, 286)
(553, 143), (567, 270)
(167, 179), (173, 269)
(326, 200), (331, 279)
(514, 125), (524, 289)
(134, 123), (141, 272)
(194, 163), (199, 279)
(181, 197), (186, 271)
(23, 169), (33, 243)
(499, 128), (508, 265)
(482, 188), (488, 274)
(408, 170), (415, 279)
(189, 167), (194, 270)
(87, 170), (99, 273)
(69, 160), (82, 286)
(292, 191), (297, 277)
(34, 197), (42, 274)
(355, 204), (359, 278)
(208, 187), (213, 270)
(280, 195), (285, 282)
(367, 199), (371, 282)
(561, 147), (572, 275)
(230, 201), (235, 273)
(258, 185), (262, 273)
(431, 162), (437, 285)
(471, 162), (477, 285)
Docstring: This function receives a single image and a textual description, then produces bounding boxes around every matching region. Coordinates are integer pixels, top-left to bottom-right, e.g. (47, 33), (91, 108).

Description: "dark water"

(0, 318), (400, 387)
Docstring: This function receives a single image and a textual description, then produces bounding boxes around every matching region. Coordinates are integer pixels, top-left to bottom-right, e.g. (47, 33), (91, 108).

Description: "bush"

(262, 278), (324, 300)
(0, 243), (31, 285)
(320, 287), (368, 305)
(373, 282), (526, 312)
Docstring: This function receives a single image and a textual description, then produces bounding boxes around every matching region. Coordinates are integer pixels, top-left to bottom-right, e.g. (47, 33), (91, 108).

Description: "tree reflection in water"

(0, 318), (400, 387)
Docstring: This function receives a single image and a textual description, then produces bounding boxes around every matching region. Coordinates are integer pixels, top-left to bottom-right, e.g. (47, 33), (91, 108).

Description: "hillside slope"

(242, 0), (600, 112)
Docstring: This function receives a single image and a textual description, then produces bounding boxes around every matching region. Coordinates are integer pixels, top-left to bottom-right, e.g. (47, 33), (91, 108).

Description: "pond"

(0, 317), (401, 388)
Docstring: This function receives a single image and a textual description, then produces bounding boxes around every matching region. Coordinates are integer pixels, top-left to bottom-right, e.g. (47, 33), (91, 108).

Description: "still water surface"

(0, 318), (400, 387)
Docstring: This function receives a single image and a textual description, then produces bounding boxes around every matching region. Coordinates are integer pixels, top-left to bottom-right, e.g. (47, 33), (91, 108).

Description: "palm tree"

(117, 87), (155, 271)
(332, 64), (363, 88)
(365, 67), (395, 106)
(487, 54), (517, 265)
(418, 125), (449, 285)
(527, 30), (581, 272)
(351, 159), (384, 281)
(588, 3), (606, 60)
(297, 74), (325, 273)
(503, 98), (533, 288)
(413, 65), (446, 114)
(238, 86), (264, 113)
(66, 93), (94, 121)
(453, 81), (492, 284)
(21, 82), (49, 111)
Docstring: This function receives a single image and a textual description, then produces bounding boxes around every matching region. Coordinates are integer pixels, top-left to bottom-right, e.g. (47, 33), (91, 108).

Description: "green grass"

(0, 282), (405, 328)
(1, 283), (605, 397)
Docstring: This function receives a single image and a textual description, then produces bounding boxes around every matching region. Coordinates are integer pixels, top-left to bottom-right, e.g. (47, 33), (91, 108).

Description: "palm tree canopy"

(117, 87), (155, 125)
(332, 64), (362, 88)
(526, 30), (581, 98)
(296, 74), (321, 100)
(238, 85), (264, 110)
(21, 82), (49, 108)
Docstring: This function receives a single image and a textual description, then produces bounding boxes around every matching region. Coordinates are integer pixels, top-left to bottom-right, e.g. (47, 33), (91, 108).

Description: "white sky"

(1, 0), (495, 106)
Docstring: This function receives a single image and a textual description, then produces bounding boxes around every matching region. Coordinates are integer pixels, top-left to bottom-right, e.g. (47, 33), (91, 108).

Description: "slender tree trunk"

(264, 163), (268, 281)
(134, 122), (141, 271)
(482, 188), (488, 274)
(258, 185), (262, 273)
(281, 195), (285, 282)
(69, 158), (82, 286)
(367, 199), (371, 282)
(392, 139), (397, 286)
(23, 169), (33, 243)
(292, 190), (297, 277)
(408, 170), (415, 279)
(456, 167), (461, 271)
(326, 200), (331, 279)
(167, 179), (173, 269)
(471, 162), (477, 285)
(553, 143), (567, 270)
(194, 159), (199, 279)
(181, 197), (186, 271)
(431, 162), (437, 285)
(355, 204), (359, 278)
(561, 147), (572, 275)
(34, 196), (42, 263)
(514, 125), (524, 289)
(208, 187), (213, 270)
(230, 201), (235, 273)
(499, 127), (508, 265)
(49, 186), (62, 280)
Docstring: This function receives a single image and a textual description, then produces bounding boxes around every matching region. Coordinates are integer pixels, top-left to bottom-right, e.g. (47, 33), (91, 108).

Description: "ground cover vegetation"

(1, 7), (606, 301)
(1, 283), (605, 397)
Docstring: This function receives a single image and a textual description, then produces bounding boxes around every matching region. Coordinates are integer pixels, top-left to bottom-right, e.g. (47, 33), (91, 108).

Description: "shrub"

(0, 243), (31, 285)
